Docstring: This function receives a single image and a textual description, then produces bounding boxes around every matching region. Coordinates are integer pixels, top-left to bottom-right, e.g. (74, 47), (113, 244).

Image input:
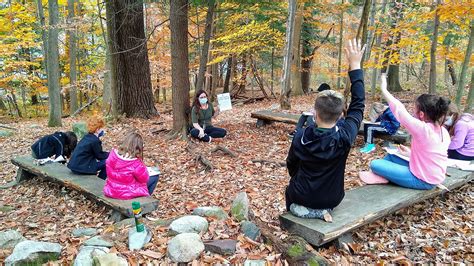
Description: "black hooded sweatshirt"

(285, 69), (365, 210)
(31, 132), (68, 159)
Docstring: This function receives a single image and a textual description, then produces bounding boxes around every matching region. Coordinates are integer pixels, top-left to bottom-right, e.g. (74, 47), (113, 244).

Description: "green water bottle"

(132, 201), (145, 232)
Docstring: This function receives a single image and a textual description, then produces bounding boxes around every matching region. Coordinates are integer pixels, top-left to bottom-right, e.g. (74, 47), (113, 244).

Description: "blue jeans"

(295, 115), (315, 131)
(148, 175), (159, 194)
(370, 154), (435, 190)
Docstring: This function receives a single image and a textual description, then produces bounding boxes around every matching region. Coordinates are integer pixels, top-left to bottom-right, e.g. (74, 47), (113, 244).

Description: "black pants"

(190, 126), (227, 142)
(363, 123), (389, 143)
(448, 149), (474, 161)
(72, 159), (107, 180)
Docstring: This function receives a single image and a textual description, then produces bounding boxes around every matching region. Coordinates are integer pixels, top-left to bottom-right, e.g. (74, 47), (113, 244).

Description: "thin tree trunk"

(446, 59), (457, 85)
(235, 53), (248, 96)
(47, 0), (62, 126)
(465, 69), (474, 112)
(223, 57), (232, 93)
(195, 0), (215, 93)
(370, 0), (388, 97)
(68, 0), (78, 114)
(428, 0), (440, 93)
(98, 0), (112, 112)
(36, 0), (48, 85)
(170, 0), (191, 135)
(280, 0), (297, 110)
(271, 48), (274, 94)
(356, 0), (372, 69)
(381, 0), (403, 92)
(455, 19), (474, 106)
(336, 0), (345, 90)
(291, 1), (304, 96)
(365, 0), (377, 62)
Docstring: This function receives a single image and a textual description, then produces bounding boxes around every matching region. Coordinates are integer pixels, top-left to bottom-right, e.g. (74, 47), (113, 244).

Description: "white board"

(217, 93), (232, 111)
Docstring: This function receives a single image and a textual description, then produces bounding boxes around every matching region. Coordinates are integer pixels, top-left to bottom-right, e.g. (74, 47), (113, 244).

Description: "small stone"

(169, 215), (208, 235)
(114, 218), (135, 228)
(5, 240), (62, 266)
(241, 221), (260, 241)
(92, 253), (128, 266)
(73, 228), (98, 237)
(73, 246), (109, 266)
(128, 227), (152, 251)
(84, 236), (113, 248)
(244, 260), (266, 266)
(0, 230), (25, 249)
(204, 239), (237, 255)
(167, 233), (204, 263)
(29, 124), (42, 129)
(192, 206), (228, 220)
(27, 223), (39, 229)
(0, 130), (13, 137)
(72, 122), (88, 140)
(231, 192), (249, 222)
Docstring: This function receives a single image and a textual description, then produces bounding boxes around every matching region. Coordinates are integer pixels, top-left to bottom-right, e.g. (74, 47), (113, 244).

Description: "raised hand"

(344, 39), (366, 71)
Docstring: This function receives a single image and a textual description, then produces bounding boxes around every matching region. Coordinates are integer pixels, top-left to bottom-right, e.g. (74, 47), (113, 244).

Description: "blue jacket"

(67, 133), (109, 174)
(31, 132), (68, 159)
(286, 69), (365, 209)
(376, 108), (400, 135)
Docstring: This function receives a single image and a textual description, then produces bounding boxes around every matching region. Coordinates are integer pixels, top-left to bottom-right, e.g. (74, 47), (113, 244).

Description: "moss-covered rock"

(231, 192), (249, 222)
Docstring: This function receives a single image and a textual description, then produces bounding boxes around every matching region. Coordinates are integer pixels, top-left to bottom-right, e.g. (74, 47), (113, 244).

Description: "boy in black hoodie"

(285, 39), (366, 222)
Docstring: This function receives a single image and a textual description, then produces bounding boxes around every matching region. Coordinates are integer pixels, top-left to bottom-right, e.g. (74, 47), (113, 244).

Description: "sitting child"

(285, 39), (366, 222)
(190, 89), (227, 143)
(444, 106), (473, 161)
(360, 74), (450, 190)
(360, 102), (400, 153)
(31, 131), (77, 160)
(103, 132), (159, 199)
(68, 116), (109, 179)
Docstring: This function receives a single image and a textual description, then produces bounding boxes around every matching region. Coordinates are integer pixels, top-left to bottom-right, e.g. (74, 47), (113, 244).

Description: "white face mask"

(444, 116), (454, 127)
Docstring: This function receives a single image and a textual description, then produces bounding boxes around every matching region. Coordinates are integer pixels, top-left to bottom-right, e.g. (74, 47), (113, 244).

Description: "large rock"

(0, 230), (25, 249)
(241, 221), (260, 241)
(169, 215), (208, 235)
(84, 236), (113, 248)
(5, 240), (62, 266)
(73, 246), (109, 266)
(128, 227), (152, 251)
(192, 206), (228, 220)
(167, 233), (204, 263)
(72, 228), (98, 237)
(204, 239), (237, 255)
(92, 253), (128, 266)
(0, 130), (13, 137)
(72, 122), (88, 140)
(231, 192), (249, 222)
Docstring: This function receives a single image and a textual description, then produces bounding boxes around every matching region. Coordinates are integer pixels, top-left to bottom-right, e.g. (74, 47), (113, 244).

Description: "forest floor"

(0, 91), (472, 264)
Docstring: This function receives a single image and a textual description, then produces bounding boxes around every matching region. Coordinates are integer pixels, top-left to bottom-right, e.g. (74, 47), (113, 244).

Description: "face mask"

(444, 116), (453, 127)
(199, 98), (208, 105)
(98, 129), (105, 138)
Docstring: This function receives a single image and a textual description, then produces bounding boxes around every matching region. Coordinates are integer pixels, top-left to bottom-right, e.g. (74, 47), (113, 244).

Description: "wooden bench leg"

(334, 233), (354, 252)
(110, 210), (127, 223)
(256, 119), (266, 128)
(16, 168), (35, 183)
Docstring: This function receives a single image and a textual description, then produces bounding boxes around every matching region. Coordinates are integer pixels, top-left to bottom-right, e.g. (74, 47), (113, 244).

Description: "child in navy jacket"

(360, 103), (400, 153)
(31, 131), (77, 159)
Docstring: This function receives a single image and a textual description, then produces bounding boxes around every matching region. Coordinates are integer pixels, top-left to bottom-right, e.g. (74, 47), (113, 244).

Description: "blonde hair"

(87, 116), (105, 134)
(118, 132), (144, 159)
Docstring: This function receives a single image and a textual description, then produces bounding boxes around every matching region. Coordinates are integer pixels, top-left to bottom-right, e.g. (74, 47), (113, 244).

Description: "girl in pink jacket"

(103, 132), (159, 199)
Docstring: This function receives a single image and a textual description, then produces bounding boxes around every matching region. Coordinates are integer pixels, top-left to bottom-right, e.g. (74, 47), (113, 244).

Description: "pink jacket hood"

(103, 149), (150, 199)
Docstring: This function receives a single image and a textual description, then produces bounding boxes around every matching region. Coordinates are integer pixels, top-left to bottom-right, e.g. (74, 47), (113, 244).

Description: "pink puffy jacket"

(103, 149), (150, 199)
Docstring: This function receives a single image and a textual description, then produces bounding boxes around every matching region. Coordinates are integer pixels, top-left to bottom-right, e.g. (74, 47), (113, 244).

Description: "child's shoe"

(360, 143), (376, 153)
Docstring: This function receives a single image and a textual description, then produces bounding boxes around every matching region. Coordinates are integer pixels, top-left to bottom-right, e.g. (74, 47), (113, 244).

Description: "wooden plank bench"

(251, 110), (410, 144)
(279, 166), (473, 247)
(11, 155), (159, 221)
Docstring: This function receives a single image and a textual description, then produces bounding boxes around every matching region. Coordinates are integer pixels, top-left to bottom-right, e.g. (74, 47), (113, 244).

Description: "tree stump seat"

(11, 156), (159, 221)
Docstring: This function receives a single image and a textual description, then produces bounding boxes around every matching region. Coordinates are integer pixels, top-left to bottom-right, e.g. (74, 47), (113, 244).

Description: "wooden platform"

(11, 156), (159, 219)
(251, 110), (410, 143)
(279, 167), (473, 246)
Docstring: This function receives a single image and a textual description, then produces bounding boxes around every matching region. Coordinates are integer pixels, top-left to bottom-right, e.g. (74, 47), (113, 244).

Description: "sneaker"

(208, 136), (212, 143)
(288, 130), (297, 137)
(360, 143), (376, 153)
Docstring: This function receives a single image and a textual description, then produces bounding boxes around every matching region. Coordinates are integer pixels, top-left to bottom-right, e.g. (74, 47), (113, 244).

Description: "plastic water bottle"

(132, 202), (144, 232)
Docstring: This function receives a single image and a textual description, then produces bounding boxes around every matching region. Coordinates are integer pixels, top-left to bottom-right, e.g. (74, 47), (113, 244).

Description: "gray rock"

(244, 260), (266, 266)
(84, 236), (113, 248)
(5, 240), (62, 266)
(0, 230), (25, 249)
(114, 218), (135, 228)
(73, 246), (109, 266)
(128, 227), (152, 251)
(204, 239), (237, 255)
(0, 130), (13, 137)
(192, 206), (228, 220)
(241, 221), (260, 241)
(72, 122), (88, 140)
(72, 228), (98, 237)
(167, 233), (204, 263)
(169, 215), (208, 235)
(92, 253), (128, 266)
(231, 192), (249, 222)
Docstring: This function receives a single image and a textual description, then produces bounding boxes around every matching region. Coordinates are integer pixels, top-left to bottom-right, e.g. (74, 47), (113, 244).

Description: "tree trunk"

(365, 0), (377, 62)
(428, 0), (440, 94)
(301, 18), (312, 94)
(47, 0), (62, 127)
(68, 0), (78, 114)
(465, 69), (474, 112)
(105, 0), (157, 118)
(381, 0), (403, 92)
(291, 1), (304, 96)
(280, 0), (297, 110)
(195, 0), (215, 93)
(370, 0), (387, 97)
(170, 0), (191, 135)
(235, 53), (248, 95)
(223, 57), (232, 93)
(336, 0), (345, 90)
(446, 59), (457, 85)
(356, 0), (371, 69)
(455, 19), (474, 106)
(98, 0), (112, 112)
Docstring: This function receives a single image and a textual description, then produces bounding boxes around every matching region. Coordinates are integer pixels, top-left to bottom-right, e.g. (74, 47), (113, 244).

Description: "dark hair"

(317, 83), (331, 92)
(63, 131), (77, 158)
(415, 94), (450, 124)
(193, 90), (209, 114)
(314, 90), (344, 124)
